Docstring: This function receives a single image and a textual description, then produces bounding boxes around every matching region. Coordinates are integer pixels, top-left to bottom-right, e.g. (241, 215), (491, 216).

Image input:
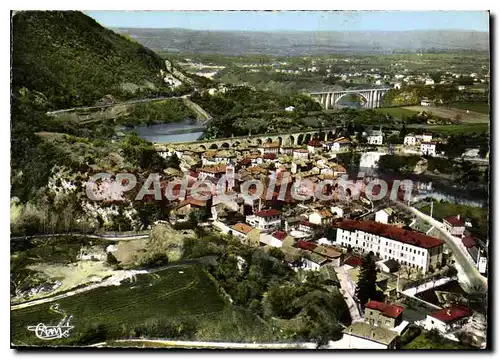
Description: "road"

(89, 338), (318, 349)
(46, 94), (190, 116)
(334, 266), (362, 322)
(10, 232), (150, 242)
(393, 201), (487, 291)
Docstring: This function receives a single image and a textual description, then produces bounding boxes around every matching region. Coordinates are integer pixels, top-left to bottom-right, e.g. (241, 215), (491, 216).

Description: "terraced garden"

(11, 264), (226, 346)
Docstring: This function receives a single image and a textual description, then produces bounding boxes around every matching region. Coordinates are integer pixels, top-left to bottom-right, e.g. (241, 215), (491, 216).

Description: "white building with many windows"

(403, 134), (416, 146)
(335, 220), (444, 274)
(366, 130), (383, 145)
(246, 209), (281, 232)
(420, 142), (437, 156)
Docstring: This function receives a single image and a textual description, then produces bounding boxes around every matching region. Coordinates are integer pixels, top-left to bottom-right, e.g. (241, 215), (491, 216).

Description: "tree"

(346, 122), (355, 137)
(445, 265), (458, 278)
(140, 252), (169, 268)
(268, 247), (285, 261)
(399, 122), (408, 140)
(387, 133), (400, 145)
(430, 72), (442, 84)
(355, 253), (379, 307)
(266, 283), (302, 319)
(106, 252), (119, 266)
(168, 153), (181, 170)
(295, 289), (350, 346)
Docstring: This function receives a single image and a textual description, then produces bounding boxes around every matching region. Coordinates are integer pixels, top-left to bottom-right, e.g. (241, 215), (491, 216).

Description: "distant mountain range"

(114, 28), (490, 56)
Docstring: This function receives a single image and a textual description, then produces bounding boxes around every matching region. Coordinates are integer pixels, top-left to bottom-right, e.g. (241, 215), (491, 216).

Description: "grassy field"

(374, 107), (419, 119)
(406, 123), (489, 135)
(11, 264), (225, 346)
(420, 201), (488, 239)
(404, 106), (489, 124)
(403, 332), (472, 350)
(446, 102), (490, 115)
(421, 201), (487, 220)
(11, 262), (280, 346)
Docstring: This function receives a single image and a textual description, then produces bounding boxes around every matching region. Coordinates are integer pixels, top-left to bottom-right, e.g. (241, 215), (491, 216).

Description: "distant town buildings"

(366, 130), (383, 145)
(421, 98), (431, 106)
(420, 142), (437, 157)
(403, 134), (416, 146)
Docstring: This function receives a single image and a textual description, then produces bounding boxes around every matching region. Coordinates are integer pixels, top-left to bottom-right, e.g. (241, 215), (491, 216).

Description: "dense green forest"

(118, 99), (196, 126)
(11, 11), (180, 202)
(12, 11), (180, 110)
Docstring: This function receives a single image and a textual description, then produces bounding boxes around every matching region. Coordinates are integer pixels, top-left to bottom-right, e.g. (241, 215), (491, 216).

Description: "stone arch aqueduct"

(310, 88), (391, 110)
(150, 88), (390, 153)
(153, 128), (340, 153)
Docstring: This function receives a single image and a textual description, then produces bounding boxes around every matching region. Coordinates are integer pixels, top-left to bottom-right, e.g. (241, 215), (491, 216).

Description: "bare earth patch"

(113, 239), (149, 265)
(23, 261), (115, 300)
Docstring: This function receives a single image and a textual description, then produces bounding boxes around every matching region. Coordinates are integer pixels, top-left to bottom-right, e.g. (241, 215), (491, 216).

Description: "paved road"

(334, 266), (362, 322)
(393, 201), (487, 291)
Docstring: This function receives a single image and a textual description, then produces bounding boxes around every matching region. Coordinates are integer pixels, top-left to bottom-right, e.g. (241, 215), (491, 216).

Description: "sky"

(85, 11), (490, 32)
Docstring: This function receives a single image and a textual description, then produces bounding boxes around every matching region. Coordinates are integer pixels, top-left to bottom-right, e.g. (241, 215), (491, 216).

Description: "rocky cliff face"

(413, 158), (428, 175)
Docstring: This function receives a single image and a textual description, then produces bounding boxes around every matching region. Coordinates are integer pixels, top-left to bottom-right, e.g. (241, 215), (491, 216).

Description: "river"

(357, 152), (487, 208)
(119, 120), (205, 144)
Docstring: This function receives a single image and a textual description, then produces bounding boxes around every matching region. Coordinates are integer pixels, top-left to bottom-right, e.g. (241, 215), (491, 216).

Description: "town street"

(393, 201), (487, 291)
(334, 266), (362, 322)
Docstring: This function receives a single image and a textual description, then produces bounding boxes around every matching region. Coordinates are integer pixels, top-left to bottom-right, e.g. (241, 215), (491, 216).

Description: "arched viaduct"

(310, 88), (391, 110)
(153, 128), (340, 153)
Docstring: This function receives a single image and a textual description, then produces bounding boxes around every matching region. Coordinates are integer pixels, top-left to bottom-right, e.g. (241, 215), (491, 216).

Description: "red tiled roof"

(263, 142), (280, 148)
(272, 231), (287, 241)
(344, 255), (363, 267)
(300, 220), (318, 228)
(200, 164), (227, 174)
(176, 197), (206, 208)
(188, 170), (199, 178)
(444, 215), (465, 227)
(263, 153), (277, 160)
(332, 164), (347, 173)
(319, 210), (333, 218)
(307, 140), (323, 147)
(239, 158), (251, 166)
(429, 305), (472, 323)
(333, 137), (351, 144)
(297, 240), (317, 251)
(254, 209), (281, 217)
(365, 300), (405, 319)
(336, 220), (444, 249)
(232, 223), (254, 235)
(462, 236), (477, 248)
